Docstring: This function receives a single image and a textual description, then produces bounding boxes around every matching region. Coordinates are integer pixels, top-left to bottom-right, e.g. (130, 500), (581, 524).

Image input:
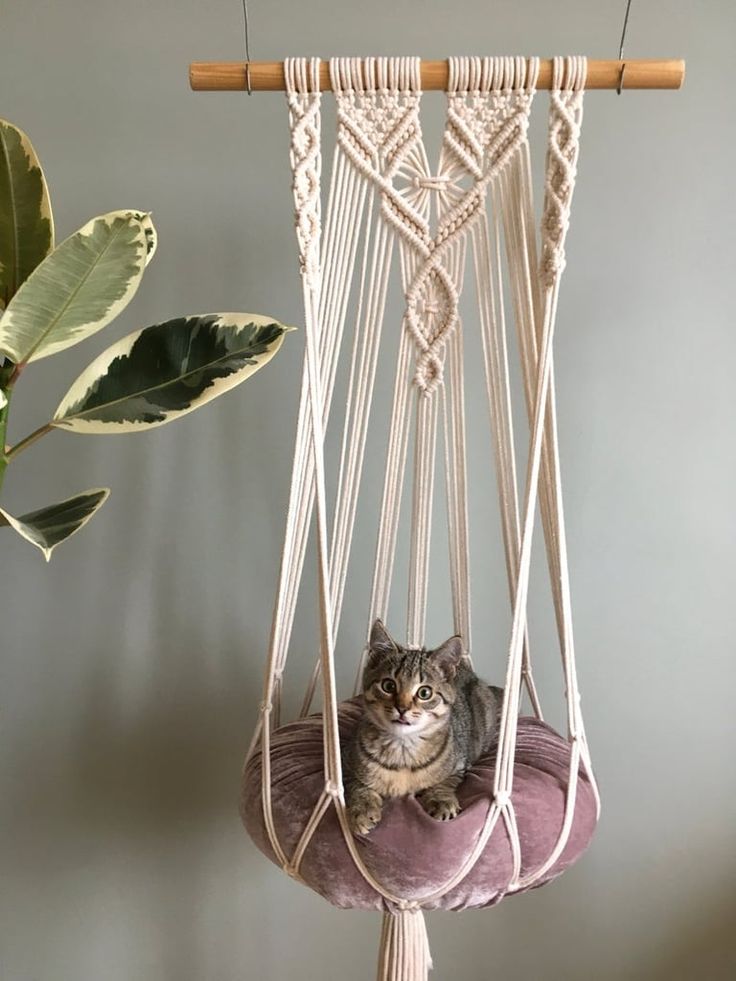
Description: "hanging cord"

(617, 0), (634, 95)
(241, 0), (253, 94)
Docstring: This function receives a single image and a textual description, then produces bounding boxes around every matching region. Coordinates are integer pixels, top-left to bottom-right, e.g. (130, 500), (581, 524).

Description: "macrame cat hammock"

(191, 53), (684, 981)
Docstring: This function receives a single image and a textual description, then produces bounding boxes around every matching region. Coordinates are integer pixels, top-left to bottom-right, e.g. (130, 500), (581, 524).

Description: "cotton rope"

(248, 55), (598, 981)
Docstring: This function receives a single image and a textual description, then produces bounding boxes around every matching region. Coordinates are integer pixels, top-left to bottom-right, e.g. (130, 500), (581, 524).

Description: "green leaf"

(121, 210), (156, 266)
(0, 119), (54, 308)
(52, 313), (295, 433)
(0, 488), (109, 561)
(0, 210), (150, 364)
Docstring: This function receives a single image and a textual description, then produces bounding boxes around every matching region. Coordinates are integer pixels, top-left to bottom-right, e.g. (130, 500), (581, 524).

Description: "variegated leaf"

(0, 488), (109, 561)
(0, 119), (54, 307)
(122, 210), (156, 266)
(0, 210), (150, 364)
(52, 314), (295, 434)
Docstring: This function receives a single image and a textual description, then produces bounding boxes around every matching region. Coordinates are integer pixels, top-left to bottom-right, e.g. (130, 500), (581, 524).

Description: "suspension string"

(302, 206), (396, 715)
(617, 0), (634, 94)
(304, 58), (425, 709)
(278, 149), (369, 660)
(256, 58), (325, 867)
(437, 127), (472, 649)
(406, 391), (439, 647)
(265, 64), (380, 722)
(472, 191), (542, 717)
(500, 158), (551, 715)
(240, 0), (253, 95)
(363, 329), (415, 643)
(509, 67), (599, 812)
(503, 141), (567, 659)
(263, 144), (369, 725)
(502, 142), (588, 747)
(330, 219), (395, 622)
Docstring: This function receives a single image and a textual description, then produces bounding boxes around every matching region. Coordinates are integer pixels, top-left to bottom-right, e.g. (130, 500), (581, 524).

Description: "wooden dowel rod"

(189, 59), (685, 92)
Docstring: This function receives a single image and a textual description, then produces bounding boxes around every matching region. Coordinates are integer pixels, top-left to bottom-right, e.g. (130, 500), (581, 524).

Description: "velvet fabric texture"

(241, 699), (597, 912)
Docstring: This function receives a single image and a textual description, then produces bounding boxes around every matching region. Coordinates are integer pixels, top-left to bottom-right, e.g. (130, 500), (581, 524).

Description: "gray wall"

(2, 2), (734, 979)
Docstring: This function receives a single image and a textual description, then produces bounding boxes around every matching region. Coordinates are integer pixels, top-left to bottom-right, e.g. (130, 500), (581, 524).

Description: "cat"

(345, 619), (502, 836)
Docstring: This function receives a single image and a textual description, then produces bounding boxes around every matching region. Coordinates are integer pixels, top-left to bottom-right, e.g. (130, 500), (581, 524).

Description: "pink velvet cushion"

(241, 699), (597, 912)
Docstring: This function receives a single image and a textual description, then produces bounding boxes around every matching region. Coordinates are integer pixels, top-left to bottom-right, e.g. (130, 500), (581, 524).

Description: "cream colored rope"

(252, 55), (594, 981)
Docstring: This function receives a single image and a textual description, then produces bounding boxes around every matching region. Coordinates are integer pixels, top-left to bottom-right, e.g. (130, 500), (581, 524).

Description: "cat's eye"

(380, 678), (397, 694)
(416, 685), (433, 700)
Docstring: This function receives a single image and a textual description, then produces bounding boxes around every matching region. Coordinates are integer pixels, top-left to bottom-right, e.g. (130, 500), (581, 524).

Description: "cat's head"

(361, 620), (464, 737)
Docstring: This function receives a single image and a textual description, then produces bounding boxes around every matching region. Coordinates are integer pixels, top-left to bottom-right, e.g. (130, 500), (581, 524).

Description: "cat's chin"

(384, 722), (422, 739)
(384, 718), (428, 737)
(368, 712), (422, 736)
(389, 720), (417, 733)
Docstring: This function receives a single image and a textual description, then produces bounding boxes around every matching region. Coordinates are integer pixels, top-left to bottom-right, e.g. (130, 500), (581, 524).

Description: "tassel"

(377, 907), (433, 981)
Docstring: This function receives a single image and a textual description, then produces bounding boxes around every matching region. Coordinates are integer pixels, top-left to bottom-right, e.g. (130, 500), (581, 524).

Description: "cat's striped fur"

(345, 620), (502, 836)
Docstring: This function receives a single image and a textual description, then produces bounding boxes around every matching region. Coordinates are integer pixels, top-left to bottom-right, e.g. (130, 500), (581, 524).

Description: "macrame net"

(241, 56), (601, 981)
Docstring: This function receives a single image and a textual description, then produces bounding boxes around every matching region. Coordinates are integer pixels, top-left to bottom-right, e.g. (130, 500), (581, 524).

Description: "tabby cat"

(345, 620), (502, 836)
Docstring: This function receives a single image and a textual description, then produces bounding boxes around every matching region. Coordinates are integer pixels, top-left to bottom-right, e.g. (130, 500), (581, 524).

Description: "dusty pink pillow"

(241, 699), (597, 911)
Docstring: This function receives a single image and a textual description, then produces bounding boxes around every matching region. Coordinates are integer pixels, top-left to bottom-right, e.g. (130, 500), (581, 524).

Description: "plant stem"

(5, 422), (54, 463)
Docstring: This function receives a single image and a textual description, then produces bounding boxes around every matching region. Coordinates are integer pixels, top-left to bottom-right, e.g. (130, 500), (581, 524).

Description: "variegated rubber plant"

(0, 118), (293, 560)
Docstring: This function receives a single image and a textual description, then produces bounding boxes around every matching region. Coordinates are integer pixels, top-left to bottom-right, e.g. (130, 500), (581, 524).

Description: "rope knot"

(324, 780), (343, 799)
(412, 175), (451, 191)
(494, 789), (511, 808)
(396, 899), (421, 912)
(541, 251), (566, 288)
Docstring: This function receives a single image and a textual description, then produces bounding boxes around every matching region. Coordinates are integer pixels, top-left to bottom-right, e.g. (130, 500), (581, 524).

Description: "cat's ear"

(368, 619), (398, 659)
(431, 635), (464, 679)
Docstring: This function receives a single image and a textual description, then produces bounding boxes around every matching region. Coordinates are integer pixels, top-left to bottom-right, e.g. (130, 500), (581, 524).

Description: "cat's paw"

(348, 798), (383, 836)
(419, 790), (461, 822)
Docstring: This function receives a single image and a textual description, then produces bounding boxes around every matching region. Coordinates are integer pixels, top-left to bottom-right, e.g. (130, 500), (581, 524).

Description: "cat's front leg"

(418, 772), (464, 821)
(346, 784), (384, 836)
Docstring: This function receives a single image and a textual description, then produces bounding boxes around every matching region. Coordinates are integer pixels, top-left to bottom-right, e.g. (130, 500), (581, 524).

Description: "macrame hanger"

(229, 45), (673, 981)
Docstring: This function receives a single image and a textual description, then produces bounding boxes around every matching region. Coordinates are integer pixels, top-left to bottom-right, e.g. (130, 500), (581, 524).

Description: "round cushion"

(241, 699), (597, 911)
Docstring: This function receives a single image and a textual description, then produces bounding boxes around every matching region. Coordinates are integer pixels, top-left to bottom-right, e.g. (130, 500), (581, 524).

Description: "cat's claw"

(348, 804), (382, 836)
(420, 792), (461, 822)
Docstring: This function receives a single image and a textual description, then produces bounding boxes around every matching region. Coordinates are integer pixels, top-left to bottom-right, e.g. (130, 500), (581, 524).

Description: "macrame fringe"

(377, 909), (433, 981)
